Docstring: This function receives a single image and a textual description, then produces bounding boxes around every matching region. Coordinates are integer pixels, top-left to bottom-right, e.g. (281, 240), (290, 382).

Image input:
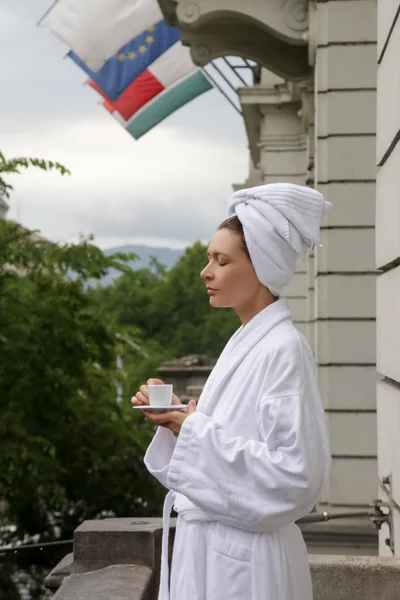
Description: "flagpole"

(209, 60), (240, 96)
(221, 57), (248, 87)
(36, 0), (60, 27)
(201, 67), (242, 117)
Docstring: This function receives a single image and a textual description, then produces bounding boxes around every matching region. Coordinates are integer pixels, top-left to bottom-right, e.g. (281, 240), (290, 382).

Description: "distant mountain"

(104, 244), (184, 269)
(97, 244), (185, 286)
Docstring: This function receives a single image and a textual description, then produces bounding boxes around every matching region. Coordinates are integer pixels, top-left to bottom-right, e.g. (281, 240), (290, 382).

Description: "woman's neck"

(235, 292), (278, 326)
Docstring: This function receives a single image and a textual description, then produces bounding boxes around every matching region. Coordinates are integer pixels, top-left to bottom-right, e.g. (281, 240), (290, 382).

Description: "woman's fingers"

(139, 384), (149, 398)
(131, 391), (149, 406)
(131, 395), (143, 406)
(137, 391), (149, 404)
(187, 399), (197, 414)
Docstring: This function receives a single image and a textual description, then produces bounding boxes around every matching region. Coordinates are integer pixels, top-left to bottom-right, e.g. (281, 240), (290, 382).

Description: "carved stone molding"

(259, 132), (307, 153)
(297, 79), (315, 185)
(307, 1), (317, 66)
(239, 84), (304, 167)
(298, 78), (314, 131)
(181, 22), (310, 80)
(158, 0), (311, 81)
(173, 0), (308, 42)
(279, 0), (308, 34)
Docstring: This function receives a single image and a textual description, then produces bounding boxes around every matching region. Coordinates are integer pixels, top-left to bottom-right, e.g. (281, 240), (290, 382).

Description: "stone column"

(313, 0), (377, 510)
(254, 70), (310, 339)
(376, 0), (400, 557)
(232, 159), (262, 192)
(301, 80), (317, 352)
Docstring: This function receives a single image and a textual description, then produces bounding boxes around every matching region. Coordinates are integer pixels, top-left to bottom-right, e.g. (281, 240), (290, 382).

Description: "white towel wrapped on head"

(227, 183), (331, 297)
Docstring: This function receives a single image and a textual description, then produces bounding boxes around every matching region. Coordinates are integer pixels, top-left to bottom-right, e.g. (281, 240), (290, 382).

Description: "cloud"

(2, 0), (249, 249)
(4, 117), (247, 246)
(79, 192), (225, 244)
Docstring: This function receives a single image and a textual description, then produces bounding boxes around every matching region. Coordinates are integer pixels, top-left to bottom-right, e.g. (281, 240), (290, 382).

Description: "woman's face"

(200, 228), (262, 309)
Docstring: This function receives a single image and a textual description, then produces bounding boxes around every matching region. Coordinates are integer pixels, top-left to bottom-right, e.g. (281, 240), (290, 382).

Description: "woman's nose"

(200, 264), (213, 279)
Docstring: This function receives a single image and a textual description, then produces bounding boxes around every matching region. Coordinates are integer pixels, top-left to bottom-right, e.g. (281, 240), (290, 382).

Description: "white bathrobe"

(144, 299), (331, 600)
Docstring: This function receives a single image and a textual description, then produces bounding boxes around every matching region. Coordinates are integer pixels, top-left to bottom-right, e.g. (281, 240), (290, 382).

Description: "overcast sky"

(0, 0), (249, 249)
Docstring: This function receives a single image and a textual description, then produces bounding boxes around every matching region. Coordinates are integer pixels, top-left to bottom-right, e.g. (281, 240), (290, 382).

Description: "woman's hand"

(143, 399), (197, 437)
(131, 378), (197, 436)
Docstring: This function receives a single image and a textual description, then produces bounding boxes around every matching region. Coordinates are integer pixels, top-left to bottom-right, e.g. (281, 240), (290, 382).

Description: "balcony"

(157, 0), (312, 81)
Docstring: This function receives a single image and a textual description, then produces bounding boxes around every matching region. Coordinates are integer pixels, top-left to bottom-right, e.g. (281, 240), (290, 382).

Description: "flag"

(39, 0), (162, 72)
(69, 20), (180, 101)
(90, 42), (197, 122)
(91, 72), (164, 121)
(116, 71), (213, 140)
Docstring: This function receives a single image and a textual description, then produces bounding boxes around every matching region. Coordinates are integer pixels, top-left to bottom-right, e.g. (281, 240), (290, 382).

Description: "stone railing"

(45, 518), (173, 600)
(46, 518), (400, 599)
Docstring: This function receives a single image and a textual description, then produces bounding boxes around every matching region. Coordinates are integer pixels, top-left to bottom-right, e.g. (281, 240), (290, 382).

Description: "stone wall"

(376, 0), (400, 556)
(313, 0), (378, 510)
(46, 519), (399, 599)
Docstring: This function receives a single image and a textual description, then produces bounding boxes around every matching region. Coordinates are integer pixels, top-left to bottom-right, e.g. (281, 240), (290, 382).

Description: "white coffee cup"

(148, 384), (173, 407)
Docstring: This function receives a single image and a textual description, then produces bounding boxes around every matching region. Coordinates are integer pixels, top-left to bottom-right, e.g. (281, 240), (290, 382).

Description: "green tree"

(0, 221), (165, 598)
(98, 241), (240, 362)
(0, 152), (69, 199)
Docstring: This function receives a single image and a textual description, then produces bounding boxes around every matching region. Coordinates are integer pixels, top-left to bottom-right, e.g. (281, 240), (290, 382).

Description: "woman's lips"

(207, 288), (217, 295)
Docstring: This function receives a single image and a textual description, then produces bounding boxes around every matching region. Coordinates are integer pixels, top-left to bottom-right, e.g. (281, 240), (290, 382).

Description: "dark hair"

(218, 215), (251, 261)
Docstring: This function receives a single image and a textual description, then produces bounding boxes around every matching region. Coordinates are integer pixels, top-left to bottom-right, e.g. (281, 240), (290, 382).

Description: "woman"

(132, 183), (332, 600)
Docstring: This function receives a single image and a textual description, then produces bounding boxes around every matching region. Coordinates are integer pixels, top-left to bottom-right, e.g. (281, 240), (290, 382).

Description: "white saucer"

(133, 404), (186, 413)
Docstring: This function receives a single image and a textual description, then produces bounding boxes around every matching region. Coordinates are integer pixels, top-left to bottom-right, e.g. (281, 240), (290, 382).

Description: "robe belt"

(159, 491), (212, 599)
(159, 490), (176, 600)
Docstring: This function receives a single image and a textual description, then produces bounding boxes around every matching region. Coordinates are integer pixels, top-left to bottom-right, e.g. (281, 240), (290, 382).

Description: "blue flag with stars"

(69, 20), (180, 101)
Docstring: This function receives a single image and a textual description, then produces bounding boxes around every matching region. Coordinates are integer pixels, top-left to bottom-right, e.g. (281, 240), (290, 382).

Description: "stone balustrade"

(45, 517), (400, 599)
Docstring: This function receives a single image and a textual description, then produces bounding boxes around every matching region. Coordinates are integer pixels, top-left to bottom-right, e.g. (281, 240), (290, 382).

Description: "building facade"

(376, 0), (400, 557)
(157, 0), (400, 554)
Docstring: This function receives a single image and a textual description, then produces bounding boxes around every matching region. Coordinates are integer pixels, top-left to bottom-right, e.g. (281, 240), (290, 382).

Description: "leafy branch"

(0, 152), (70, 198)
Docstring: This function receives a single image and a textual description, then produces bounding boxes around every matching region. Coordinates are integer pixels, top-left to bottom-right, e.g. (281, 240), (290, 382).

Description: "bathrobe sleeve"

(143, 426), (178, 489)
(161, 341), (331, 532)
